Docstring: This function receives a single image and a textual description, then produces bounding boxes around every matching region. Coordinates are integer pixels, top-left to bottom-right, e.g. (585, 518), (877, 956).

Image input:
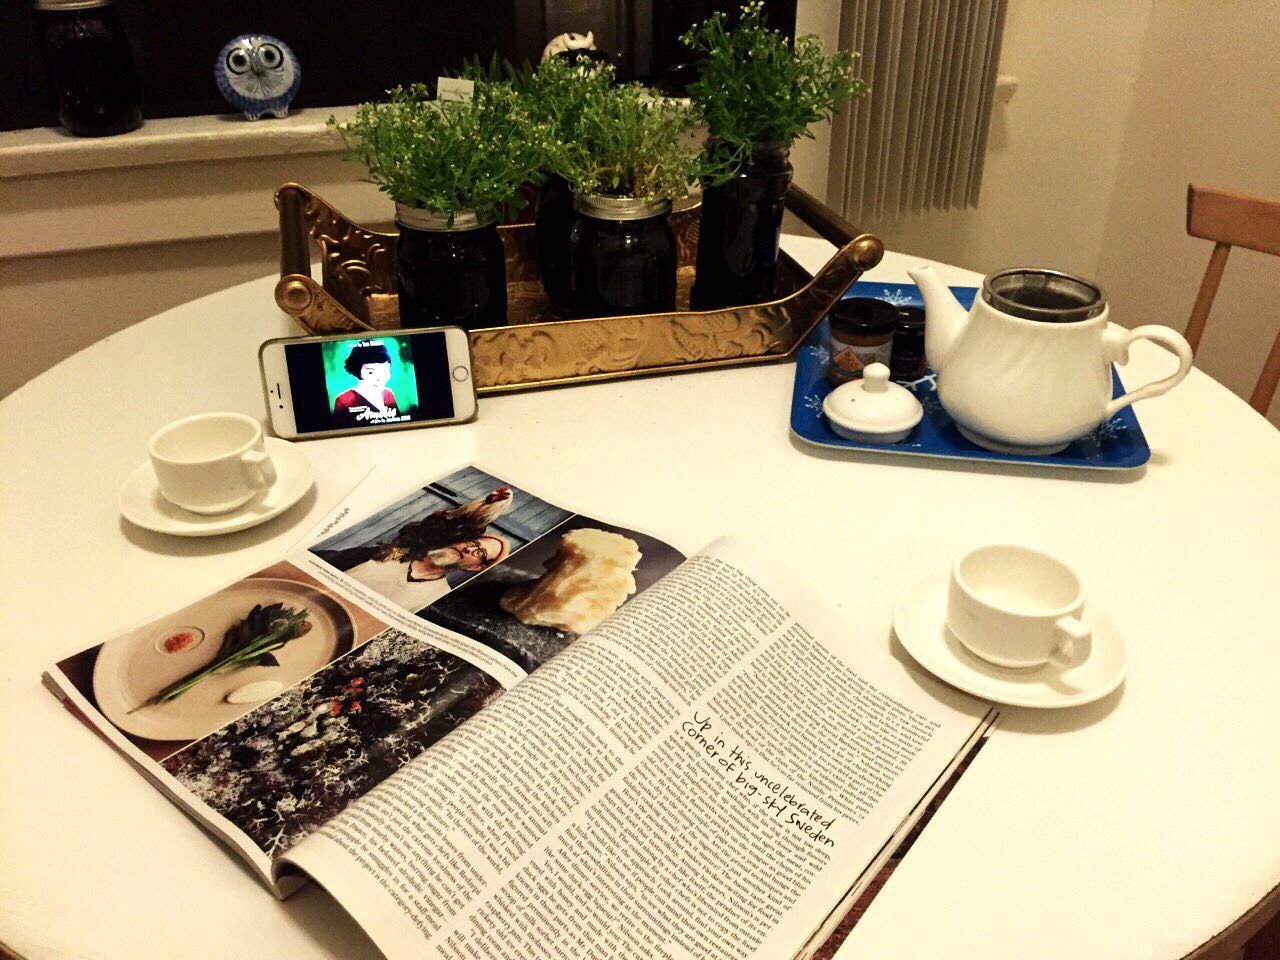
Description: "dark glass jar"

(691, 141), (793, 310)
(535, 172), (575, 315)
(395, 205), (507, 331)
(890, 306), (927, 381)
(34, 0), (142, 138)
(570, 193), (676, 317)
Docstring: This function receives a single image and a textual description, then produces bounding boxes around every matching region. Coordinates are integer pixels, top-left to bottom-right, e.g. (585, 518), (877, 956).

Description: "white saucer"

(893, 571), (1127, 708)
(119, 437), (315, 538)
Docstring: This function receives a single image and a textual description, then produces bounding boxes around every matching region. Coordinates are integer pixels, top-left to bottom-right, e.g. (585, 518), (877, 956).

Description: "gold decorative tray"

(275, 182), (883, 395)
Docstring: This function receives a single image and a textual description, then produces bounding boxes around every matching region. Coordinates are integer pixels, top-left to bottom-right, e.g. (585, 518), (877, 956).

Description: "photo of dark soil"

(162, 628), (503, 858)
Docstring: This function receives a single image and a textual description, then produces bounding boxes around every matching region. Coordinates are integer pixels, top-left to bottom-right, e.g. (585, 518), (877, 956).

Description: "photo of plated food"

(91, 579), (352, 743)
(55, 561), (389, 760)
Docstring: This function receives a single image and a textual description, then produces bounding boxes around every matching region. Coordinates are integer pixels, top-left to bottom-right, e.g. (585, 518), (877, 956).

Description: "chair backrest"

(1185, 184), (1280, 414)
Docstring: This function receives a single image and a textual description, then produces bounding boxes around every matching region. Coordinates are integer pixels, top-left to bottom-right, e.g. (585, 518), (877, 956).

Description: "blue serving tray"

(790, 282), (1151, 471)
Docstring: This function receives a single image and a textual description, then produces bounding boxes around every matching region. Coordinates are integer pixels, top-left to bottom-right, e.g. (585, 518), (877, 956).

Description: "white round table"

(2, 237), (1277, 960)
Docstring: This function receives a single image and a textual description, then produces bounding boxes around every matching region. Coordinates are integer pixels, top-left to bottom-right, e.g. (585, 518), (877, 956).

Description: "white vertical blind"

(827, 0), (1008, 223)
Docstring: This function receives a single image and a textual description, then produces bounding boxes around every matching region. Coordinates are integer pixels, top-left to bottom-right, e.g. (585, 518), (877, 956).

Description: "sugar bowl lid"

(822, 363), (924, 435)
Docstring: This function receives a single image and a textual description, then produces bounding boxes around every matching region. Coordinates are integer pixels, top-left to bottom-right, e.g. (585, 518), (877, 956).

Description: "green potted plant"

(331, 83), (547, 330)
(515, 56), (618, 315)
(683, 2), (868, 309)
(546, 81), (713, 317)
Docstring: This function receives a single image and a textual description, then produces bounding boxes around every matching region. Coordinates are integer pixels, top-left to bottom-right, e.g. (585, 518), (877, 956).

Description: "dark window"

(2, 0), (795, 133)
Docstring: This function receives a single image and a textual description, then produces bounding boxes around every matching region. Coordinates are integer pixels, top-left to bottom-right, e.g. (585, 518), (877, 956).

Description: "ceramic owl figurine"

(214, 34), (300, 120)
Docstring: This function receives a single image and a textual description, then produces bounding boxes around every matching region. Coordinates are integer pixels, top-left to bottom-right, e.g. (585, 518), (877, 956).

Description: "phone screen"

(283, 330), (455, 434)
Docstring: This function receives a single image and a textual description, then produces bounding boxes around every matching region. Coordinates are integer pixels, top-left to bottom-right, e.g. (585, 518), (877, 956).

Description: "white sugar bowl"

(822, 363), (924, 444)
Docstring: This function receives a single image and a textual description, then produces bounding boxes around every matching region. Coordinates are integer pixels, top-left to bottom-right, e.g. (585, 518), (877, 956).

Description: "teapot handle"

(1102, 325), (1194, 420)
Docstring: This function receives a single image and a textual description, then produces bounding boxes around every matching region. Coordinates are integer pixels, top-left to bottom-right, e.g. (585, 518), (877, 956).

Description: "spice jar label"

(832, 346), (866, 376)
(829, 342), (893, 385)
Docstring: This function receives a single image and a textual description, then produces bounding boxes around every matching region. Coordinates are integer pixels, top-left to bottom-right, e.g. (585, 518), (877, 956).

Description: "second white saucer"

(120, 437), (315, 538)
(893, 571), (1127, 709)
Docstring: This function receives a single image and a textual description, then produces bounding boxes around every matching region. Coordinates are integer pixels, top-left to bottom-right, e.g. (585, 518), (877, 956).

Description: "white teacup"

(148, 413), (277, 515)
(946, 543), (1092, 669)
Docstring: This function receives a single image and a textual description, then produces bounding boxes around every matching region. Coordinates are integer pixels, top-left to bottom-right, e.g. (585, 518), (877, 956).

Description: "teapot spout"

(908, 264), (967, 371)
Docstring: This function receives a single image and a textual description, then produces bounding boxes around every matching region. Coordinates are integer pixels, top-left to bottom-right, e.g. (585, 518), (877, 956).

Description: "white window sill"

(0, 105), (359, 180)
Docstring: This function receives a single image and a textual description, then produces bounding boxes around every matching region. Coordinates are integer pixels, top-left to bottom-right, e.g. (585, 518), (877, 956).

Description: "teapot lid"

(983, 268), (1106, 323)
(822, 364), (923, 435)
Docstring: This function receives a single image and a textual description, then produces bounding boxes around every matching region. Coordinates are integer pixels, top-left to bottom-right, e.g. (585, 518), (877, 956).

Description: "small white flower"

(803, 393), (825, 414)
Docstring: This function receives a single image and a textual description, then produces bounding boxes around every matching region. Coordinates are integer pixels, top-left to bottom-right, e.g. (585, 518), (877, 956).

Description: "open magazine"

(44, 464), (997, 960)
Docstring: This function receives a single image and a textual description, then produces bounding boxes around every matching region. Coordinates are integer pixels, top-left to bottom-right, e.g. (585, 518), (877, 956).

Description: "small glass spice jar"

(890, 306), (927, 381)
(827, 298), (897, 386)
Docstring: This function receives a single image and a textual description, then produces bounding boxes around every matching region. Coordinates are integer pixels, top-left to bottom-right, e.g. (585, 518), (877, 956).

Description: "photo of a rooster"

(314, 487), (514, 572)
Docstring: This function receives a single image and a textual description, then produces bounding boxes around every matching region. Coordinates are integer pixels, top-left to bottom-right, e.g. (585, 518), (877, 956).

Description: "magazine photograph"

(420, 518), (686, 671)
(310, 465), (573, 612)
(162, 627), (504, 858)
(52, 560), (389, 761)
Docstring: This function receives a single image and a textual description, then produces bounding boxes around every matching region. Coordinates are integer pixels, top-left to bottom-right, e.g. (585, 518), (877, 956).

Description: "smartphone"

(259, 326), (477, 440)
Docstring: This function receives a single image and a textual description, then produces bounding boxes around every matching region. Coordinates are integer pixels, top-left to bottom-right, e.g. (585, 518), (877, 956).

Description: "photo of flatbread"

(420, 519), (685, 672)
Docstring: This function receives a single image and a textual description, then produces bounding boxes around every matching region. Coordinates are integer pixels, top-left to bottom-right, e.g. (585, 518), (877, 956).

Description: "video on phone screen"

(284, 332), (455, 434)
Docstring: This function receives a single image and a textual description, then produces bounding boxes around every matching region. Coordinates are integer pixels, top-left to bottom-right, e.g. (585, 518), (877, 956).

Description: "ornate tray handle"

(275, 182), (883, 394)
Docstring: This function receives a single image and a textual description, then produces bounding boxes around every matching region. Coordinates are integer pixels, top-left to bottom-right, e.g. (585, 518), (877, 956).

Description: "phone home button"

(452, 365), (470, 383)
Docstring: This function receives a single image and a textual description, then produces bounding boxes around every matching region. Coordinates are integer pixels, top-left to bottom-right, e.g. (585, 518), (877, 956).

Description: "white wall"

(0, 112), (386, 399)
(790, 0), (844, 206)
(794, 0), (1280, 424)
(867, 0), (1154, 279)
(1094, 0), (1280, 419)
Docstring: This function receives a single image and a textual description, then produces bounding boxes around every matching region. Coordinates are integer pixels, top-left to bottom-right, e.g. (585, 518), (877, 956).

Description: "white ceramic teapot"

(908, 265), (1194, 454)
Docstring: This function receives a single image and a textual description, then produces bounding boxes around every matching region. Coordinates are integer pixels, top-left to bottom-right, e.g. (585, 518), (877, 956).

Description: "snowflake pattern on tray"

(876, 286), (917, 308)
(804, 343), (831, 366)
(161, 628), (502, 858)
(1085, 418), (1128, 444)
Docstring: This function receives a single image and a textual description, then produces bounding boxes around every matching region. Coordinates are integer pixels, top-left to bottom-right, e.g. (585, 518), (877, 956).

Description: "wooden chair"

(1185, 184), (1280, 414)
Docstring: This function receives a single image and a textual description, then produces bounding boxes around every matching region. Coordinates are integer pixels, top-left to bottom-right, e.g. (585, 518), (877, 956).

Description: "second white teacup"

(946, 543), (1092, 669)
(149, 412), (277, 515)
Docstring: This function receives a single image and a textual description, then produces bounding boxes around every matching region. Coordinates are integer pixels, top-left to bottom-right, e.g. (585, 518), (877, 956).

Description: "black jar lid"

(830, 297), (898, 337)
(896, 305), (925, 330)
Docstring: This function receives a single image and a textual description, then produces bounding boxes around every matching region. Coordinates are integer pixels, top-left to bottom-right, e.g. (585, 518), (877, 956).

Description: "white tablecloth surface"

(2, 236), (1278, 960)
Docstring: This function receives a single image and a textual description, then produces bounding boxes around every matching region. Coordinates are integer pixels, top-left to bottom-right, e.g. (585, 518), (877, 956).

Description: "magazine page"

(805, 718), (996, 959)
(279, 536), (992, 960)
(41, 556), (508, 886)
(298, 463), (689, 686)
(42, 462), (688, 890)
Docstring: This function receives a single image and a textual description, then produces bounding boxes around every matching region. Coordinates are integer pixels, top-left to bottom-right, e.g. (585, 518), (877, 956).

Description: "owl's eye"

(226, 49), (251, 74)
(259, 44), (283, 69)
